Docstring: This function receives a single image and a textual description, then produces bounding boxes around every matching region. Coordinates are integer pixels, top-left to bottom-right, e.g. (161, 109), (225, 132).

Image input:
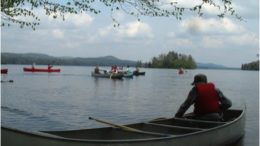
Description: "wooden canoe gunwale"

(2, 109), (245, 145)
(144, 122), (206, 131)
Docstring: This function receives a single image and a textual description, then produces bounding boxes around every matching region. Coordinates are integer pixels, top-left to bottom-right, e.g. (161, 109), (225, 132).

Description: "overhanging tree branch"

(1, 0), (242, 30)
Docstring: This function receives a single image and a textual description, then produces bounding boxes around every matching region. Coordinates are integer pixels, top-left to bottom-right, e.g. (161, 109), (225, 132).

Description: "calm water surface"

(1, 65), (259, 146)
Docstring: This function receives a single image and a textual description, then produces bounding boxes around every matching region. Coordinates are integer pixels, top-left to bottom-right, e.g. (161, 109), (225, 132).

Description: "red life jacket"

(112, 67), (118, 73)
(194, 83), (221, 115)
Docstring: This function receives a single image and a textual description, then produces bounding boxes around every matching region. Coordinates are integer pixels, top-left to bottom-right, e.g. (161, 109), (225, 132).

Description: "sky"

(1, 0), (259, 68)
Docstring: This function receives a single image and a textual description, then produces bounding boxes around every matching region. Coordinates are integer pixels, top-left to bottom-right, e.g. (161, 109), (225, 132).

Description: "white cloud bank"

(64, 12), (94, 27)
(48, 12), (94, 27)
(98, 21), (154, 41)
(181, 17), (245, 34)
(52, 29), (64, 39)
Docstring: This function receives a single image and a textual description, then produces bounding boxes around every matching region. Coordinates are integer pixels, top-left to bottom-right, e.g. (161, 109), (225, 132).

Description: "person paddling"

(48, 64), (53, 70)
(175, 74), (232, 121)
(94, 65), (100, 74)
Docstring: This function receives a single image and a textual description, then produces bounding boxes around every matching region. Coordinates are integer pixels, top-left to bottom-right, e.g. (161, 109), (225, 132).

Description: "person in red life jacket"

(94, 65), (100, 74)
(111, 65), (118, 74)
(48, 64), (53, 70)
(175, 74), (232, 121)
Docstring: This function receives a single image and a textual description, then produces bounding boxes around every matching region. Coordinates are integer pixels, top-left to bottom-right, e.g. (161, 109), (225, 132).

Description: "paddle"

(1, 80), (14, 83)
(89, 117), (169, 136)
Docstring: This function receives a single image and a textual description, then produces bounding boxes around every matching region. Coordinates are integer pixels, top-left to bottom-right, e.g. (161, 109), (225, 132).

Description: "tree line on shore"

(241, 60), (259, 70)
(3, 52), (258, 71)
(139, 51), (197, 69)
(1, 51), (197, 69)
(1, 53), (137, 66)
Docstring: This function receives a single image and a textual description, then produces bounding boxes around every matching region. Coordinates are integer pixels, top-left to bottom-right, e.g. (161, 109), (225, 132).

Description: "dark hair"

(191, 74), (207, 85)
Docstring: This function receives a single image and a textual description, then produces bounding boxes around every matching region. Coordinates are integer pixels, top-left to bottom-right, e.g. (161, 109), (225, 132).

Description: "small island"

(241, 60), (259, 71)
(140, 51), (197, 69)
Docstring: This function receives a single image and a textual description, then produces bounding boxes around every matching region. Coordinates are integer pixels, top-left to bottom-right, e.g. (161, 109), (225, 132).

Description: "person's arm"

(216, 88), (232, 110)
(175, 88), (197, 118)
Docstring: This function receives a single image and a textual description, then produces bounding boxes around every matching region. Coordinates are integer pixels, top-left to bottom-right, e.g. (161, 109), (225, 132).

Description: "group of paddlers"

(94, 65), (139, 75)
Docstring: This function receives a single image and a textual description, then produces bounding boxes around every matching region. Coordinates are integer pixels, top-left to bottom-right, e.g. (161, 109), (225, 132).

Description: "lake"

(1, 65), (259, 146)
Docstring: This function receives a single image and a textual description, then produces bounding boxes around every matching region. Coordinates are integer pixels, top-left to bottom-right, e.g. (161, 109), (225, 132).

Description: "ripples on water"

(1, 65), (259, 145)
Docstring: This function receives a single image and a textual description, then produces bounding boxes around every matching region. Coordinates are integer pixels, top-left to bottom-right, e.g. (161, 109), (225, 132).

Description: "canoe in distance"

(1, 109), (245, 146)
(133, 71), (145, 76)
(1, 69), (8, 74)
(23, 67), (61, 73)
(91, 72), (124, 79)
(123, 72), (134, 78)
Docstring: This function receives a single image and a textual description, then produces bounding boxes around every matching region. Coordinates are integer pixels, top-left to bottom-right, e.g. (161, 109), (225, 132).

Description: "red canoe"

(23, 67), (61, 73)
(1, 69), (8, 74)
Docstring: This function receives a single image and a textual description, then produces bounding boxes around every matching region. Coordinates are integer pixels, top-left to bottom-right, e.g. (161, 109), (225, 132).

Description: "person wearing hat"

(175, 74), (232, 121)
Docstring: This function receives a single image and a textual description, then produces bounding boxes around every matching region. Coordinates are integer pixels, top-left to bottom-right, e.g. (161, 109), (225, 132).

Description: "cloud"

(202, 36), (224, 49)
(228, 32), (259, 46)
(124, 21), (154, 38)
(174, 38), (194, 47)
(202, 3), (224, 15)
(98, 21), (154, 40)
(64, 12), (93, 27)
(112, 11), (126, 22)
(166, 32), (176, 38)
(48, 12), (94, 27)
(181, 17), (245, 34)
(233, 0), (259, 19)
(52, 29), (64, 39)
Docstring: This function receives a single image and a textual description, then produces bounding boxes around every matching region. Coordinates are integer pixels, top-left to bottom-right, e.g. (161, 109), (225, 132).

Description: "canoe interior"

(222, 110), (242, 121)
(150, 110), (241, 129)
(43, 109), (243, 140)
(43, 127), (163, 140)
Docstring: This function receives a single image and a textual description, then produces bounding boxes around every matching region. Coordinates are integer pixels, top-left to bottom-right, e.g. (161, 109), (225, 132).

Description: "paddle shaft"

(89, 117), (169, 137)
(89, 117), (143, 133)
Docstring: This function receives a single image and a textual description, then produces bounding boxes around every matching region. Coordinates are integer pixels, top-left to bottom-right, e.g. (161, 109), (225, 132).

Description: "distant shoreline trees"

(1, 52), (137, 67)
(241, 60), (259, 71)
(142, 51), (197, 69)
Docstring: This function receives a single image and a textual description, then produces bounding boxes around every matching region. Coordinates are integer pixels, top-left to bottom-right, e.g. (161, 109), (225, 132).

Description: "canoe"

(133, 71), (145, 76)
(23, 67), (61, 73)
(1, 109), (245, 146)
(1, 69), (8, 74)
(123, 72), (134, 78)
(91, 72), (124, 79)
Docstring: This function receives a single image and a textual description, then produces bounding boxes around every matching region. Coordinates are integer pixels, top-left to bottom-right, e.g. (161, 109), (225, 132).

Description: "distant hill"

(1, 52), (238, 69)
(1, 52), (137, 66)
(196, 63), (238, 70)
(197, 63), (226, 69)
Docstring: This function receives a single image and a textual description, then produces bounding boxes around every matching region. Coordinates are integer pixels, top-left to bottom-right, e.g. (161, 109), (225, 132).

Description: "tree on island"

(2, 0), (242, 29)
(241, 61), (259, 71)
(241, 54), (259, 71)
(143, 51), (197, 69)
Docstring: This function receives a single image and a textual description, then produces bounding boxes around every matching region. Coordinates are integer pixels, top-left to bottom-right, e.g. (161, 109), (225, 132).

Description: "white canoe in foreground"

(1, 109), (245, 146)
